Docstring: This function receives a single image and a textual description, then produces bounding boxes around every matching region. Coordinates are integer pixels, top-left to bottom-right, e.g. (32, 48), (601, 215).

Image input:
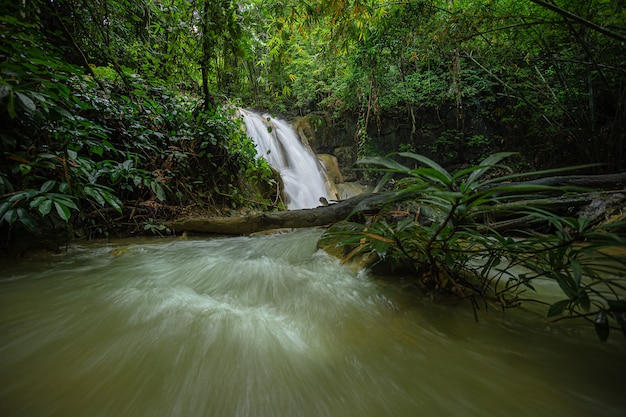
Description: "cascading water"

(1, 232), (625, 417)
(240, 109), (329, 209)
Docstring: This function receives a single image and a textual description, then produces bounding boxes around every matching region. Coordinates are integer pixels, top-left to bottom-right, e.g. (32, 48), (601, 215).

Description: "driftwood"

(166, 173), (625, 235)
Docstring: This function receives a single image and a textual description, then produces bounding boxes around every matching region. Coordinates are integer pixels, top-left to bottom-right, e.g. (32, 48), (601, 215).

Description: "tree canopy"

(1, 0), (625, 240)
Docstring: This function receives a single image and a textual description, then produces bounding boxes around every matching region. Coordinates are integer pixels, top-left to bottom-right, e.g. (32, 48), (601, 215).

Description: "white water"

(240, 109), (329, 209)
(1, 231), (626, 417)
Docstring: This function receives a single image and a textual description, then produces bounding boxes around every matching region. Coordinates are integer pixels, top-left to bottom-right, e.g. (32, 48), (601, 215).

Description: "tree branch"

(528, 0), (626, 43)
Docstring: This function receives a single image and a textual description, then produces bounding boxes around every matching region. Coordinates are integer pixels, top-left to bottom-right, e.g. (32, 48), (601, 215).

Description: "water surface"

(1, 229), (624, 417)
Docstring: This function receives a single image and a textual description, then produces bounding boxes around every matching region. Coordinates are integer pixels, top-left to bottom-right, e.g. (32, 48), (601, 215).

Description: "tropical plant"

(319, 152), (626, 341)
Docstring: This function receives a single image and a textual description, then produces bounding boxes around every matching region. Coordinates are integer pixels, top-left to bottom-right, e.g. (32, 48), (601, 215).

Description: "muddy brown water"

(1, 229), (624, 417)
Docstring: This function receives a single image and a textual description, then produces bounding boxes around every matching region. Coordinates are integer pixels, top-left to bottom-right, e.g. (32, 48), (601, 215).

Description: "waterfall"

(240, 109), (329, 209)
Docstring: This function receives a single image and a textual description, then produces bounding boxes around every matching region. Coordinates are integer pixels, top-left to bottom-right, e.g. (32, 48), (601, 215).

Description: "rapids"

(1, 229), (625, 417)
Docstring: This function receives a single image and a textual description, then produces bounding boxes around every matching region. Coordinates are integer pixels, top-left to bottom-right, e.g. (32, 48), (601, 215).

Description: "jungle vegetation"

(1, 1), (625, 339)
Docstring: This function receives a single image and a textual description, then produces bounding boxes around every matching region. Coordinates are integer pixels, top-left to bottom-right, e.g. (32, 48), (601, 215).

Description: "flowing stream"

(240, 109), (329, 209)
(1, 229), (625, 417)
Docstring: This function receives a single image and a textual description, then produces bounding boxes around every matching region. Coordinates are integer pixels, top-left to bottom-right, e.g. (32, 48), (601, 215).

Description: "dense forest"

(2, 0), (625, 240)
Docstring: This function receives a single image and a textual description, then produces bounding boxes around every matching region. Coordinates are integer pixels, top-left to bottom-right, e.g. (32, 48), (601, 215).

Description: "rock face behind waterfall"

(240, 110), (330, 210)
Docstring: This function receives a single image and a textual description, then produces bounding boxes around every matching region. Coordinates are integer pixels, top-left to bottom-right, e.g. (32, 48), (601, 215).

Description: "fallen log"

(166, 173), (626, 236)
(166, 192), (373, 235)
(519, 172), (626, 188)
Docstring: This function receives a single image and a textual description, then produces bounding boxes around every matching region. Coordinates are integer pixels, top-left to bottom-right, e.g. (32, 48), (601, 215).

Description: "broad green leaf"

(29, 195), (46, 208)
(84, 185), (105, 206)
(101, 191), (122, 213)
(54, 107), (74, 120)
(15, 91), (36, 113)
(58, 181), (70, 193)
(40, 180), (55, 193)
(37, 199), (52, 216)
(54, 196), (78, 210)
(3, 208), (18, 224)
(0, 201), (12, 219)
(16, 207), (36, 228)
(152, 182), (167, 202)
(54, 201), (71, 221)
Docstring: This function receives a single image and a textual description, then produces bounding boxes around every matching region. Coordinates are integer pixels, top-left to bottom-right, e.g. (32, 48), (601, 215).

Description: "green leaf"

(37, 199), (52, 216)
(84, 185), (105, 206)
(15, 91), (36, 114)
(40, 180), (56, 193)
(3, 208), (18, 224)
(58, 181), (70, 193)
(90, 145), (104, 156)
(0, 201), (12, 219)
(54, 201), (71, 221)
(465, 152), (517, 185)
(571, 259), (583, 285)
(398, 152), (453, 182)
(554, 273), (578, 299)
(19, 163), (32, 176)
(358, 156), (412, 174)
(101, 191), (122, 213)
(29, 195), (46, 208)
(16, 207), (36, 228)
(547, 299), (570, 318)
(7, 91), (16, 119)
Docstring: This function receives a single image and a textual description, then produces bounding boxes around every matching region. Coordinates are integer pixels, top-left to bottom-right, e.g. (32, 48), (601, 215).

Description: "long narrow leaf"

(397, 152), (453, 182)
(357, 157), (412, 174)
(479, 164), (601, 188)
(465, 152), (517, 185)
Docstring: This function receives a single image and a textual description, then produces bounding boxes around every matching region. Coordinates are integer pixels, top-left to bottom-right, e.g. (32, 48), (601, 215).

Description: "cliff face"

(295, 107), (501, 185)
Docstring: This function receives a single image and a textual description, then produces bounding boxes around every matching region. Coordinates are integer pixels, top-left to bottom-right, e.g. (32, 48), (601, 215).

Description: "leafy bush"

(0, 14), (280, 240)
(320, 152), (626, 342)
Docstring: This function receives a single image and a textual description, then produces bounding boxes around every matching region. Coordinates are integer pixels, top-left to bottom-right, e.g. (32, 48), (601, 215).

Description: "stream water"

(1, 229), (625, 417)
